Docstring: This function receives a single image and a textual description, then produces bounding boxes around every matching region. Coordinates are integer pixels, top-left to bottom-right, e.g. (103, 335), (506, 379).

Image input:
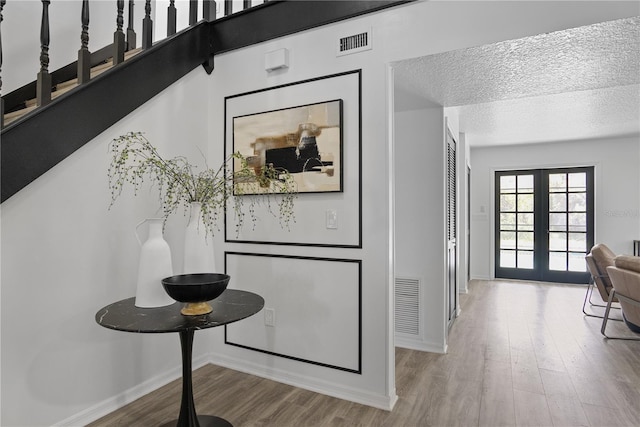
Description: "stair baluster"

(113, 0), (125, 64)
(189, 0), (197, 25)
(203, 0), (216, 73)
(244, 1), (251, 10)
(127, 0), (136, 50)
(168, 0), (176, 36)
(203, 0), (216, 22)
(1, 0), (5, 127)
(37, 0), (52, 106)
(225, 0), (232, 16)
(78, 0), (90, 84)
(143, 0), (153, 49)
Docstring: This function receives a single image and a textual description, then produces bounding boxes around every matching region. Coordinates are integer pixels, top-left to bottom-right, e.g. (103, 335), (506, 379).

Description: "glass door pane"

(496, 172), (536, 277)
(547, 171), (588, 273)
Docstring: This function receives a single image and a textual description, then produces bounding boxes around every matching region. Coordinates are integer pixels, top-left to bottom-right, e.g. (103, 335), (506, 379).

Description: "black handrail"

(1, 0), (413, 203)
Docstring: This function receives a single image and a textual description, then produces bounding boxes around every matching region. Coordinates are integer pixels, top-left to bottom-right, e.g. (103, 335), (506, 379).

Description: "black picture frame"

(232, 99), (344, 195)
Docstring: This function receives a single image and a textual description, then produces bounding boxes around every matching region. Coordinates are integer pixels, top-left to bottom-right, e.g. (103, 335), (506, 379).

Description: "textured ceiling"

(394, 16), (640, 146)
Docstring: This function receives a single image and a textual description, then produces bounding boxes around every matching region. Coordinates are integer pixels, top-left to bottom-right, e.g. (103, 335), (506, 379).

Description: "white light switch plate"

(326, 209), (338, 229)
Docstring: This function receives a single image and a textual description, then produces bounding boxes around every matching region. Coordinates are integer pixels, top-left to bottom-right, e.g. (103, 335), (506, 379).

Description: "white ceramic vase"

(134, 218), (175, 308)
(183, 202), (216, 274)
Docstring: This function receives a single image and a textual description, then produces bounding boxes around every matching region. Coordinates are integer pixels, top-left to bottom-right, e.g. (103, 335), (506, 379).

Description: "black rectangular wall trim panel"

(224, 251), (363, 374)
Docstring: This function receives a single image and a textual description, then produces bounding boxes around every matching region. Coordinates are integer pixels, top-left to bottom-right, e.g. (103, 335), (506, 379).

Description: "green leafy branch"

(108, 131), (297, 236)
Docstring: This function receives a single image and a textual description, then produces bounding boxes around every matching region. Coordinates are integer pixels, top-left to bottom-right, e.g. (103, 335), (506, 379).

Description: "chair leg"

(587, 283), (610, 308)
(583, 281), (621, 320)
(601, 290), (640, 341)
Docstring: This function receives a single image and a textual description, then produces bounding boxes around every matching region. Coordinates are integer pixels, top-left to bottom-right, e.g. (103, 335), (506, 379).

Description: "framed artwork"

(224, 70), (361, 247)
(233, 99), (343, 194)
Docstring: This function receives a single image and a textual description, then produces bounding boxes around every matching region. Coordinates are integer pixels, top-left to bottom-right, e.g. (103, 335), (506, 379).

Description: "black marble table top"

(95, 289), (264, 334)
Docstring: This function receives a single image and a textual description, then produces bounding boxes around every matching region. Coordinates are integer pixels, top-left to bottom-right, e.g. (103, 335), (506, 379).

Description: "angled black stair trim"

(1, 23), (210, 203)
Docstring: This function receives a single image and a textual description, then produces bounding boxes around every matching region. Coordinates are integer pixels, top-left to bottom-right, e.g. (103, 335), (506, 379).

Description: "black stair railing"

(189, 0), (198, 25)
(36, 0), (51, 106)
(78, 0), (90, 84)
(127, 0), (137, 50)
(142, 0), (153, 49)
(114, 0), (126, 64)
(168, 0), (177, 36)
(2, 0), (230, 127)
(203, 0), (216, 22)
(1, 0), (413, 203)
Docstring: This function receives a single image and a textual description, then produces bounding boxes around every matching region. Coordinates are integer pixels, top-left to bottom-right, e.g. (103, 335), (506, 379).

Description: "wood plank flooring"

(88, 279), (640, 426)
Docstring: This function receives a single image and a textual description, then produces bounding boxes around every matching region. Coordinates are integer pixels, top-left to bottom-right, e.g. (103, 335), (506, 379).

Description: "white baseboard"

(394, 337), (447, 354)
(55, 354), (210, 427)
(58, 351), (398, 426)
(208, 353), (398, 411)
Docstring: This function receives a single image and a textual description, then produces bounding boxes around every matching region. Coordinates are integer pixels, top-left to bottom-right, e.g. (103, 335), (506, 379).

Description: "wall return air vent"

(337, 28), (372, 56)
(395, 277), (420, 336)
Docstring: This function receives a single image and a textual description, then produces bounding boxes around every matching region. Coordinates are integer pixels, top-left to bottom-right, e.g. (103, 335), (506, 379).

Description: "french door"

(495, 167), (594, 284)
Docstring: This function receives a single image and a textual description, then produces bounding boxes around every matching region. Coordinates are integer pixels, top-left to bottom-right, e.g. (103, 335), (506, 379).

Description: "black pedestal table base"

(165, 330), (234, 427)
(160, 415), (232, 427)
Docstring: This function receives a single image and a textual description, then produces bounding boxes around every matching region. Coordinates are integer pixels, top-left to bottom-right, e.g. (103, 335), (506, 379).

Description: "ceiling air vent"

(337, 29), (372, 57)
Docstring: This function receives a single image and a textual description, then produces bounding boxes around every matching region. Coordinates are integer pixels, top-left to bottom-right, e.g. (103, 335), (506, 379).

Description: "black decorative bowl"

(161, 273), (230, 316)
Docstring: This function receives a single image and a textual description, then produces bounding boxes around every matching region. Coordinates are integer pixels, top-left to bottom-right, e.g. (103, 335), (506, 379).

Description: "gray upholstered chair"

(584, 244), (621, 319)
(602, 255), (640, 340)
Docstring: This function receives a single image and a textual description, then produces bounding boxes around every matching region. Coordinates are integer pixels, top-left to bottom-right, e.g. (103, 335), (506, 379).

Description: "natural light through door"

(498, 173), (535, 270)
(548, 171), (589, 273)
(495, 167), (594, 284)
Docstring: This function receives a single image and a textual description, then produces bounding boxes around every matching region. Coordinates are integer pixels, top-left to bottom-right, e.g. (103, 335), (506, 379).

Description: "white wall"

(205, 17), (399, 410)
(0, 68), (211, 426)
(394, 107), (447, 352)
(393, 106), (467, 352)
(470, 136), (640, 280)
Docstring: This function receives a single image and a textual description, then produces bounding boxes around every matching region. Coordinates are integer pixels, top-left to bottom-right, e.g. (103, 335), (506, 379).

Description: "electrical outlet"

(264, 308), (275, 327)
